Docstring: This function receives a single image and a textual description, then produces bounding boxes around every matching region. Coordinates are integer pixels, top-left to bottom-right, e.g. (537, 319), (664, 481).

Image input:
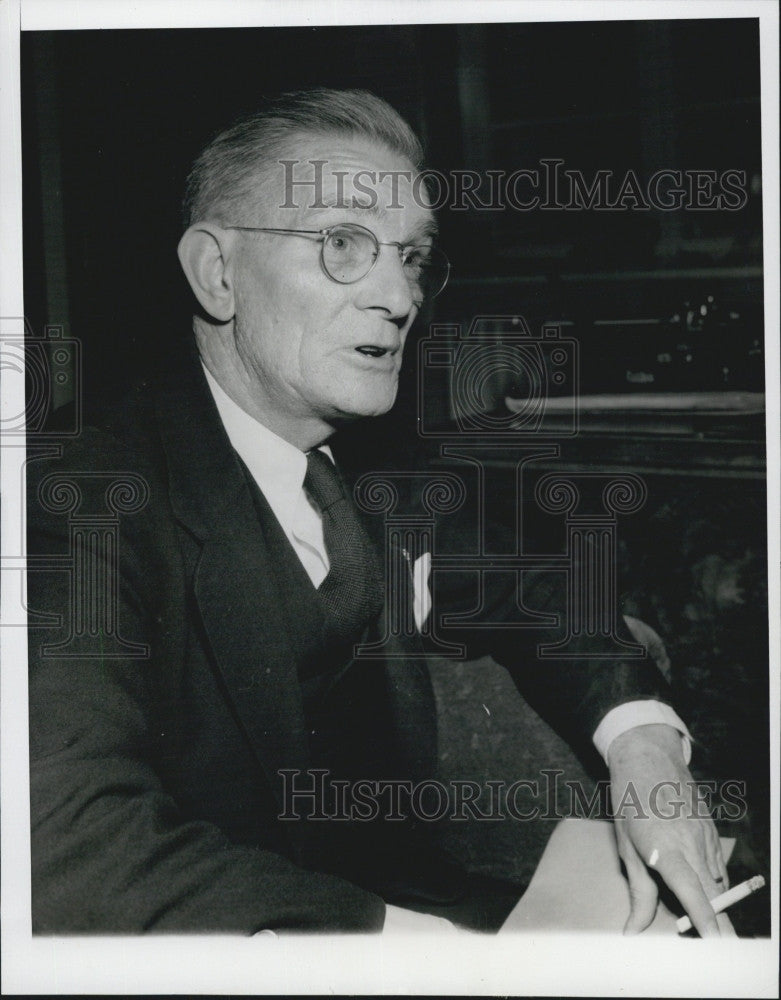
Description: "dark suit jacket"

(26, 355), (670, 933)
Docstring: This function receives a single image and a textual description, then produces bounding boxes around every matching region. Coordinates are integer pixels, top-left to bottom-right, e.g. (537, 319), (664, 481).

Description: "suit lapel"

(155, 360), (310, 803)
(155, 357), (437, 797)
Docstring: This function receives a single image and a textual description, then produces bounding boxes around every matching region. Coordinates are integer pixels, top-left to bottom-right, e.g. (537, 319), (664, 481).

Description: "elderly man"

(27, 88), (730, 936)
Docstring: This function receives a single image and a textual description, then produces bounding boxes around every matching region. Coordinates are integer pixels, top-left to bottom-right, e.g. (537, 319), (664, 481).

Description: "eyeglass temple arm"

(224, 226), (326, 235)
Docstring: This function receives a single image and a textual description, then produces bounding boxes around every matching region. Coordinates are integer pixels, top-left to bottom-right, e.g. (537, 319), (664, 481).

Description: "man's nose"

(353, 244), (416, 320)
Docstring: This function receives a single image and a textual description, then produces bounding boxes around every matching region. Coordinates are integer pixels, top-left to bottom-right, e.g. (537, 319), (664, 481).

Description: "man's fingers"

(624, 872), (659, 936)
(618, 834), (659, 935)
(705, 835), (730, 888)
(654, 851), (720, 938)
(680, 824), (730, 900)
(704, 826), (730, 889)
(716, 912), (738, 936)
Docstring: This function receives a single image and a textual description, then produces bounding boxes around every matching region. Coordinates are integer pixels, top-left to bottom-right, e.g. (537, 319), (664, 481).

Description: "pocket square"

(412, 551), (432, 632)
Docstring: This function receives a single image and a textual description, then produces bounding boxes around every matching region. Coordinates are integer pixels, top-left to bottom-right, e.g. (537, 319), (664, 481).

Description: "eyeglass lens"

(322, 225), (449, 299)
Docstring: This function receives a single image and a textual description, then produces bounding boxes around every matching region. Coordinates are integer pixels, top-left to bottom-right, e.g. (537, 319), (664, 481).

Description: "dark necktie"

(304, 448), (384, 640)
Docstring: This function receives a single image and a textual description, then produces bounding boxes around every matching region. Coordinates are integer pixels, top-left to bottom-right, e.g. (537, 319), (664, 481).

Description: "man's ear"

(177, 223), (237, 323)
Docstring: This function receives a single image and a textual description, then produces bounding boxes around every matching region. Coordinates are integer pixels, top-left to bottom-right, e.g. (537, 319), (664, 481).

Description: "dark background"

(21, 19), (770, 933)
(22, 19), (763, 414)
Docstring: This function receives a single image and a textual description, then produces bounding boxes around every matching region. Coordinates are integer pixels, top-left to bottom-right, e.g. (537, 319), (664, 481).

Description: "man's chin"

(328, 391), (398, 424)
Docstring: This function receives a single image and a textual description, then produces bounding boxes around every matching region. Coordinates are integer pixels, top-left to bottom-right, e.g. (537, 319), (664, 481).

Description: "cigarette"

(676, 875), (766, 934)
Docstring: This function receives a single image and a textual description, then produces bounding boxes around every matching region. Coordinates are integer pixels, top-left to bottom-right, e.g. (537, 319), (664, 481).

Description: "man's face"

(229, 133), (436, 430)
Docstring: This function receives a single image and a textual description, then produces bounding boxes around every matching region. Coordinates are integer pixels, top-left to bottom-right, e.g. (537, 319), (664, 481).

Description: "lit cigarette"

(676, 875), (766, 934)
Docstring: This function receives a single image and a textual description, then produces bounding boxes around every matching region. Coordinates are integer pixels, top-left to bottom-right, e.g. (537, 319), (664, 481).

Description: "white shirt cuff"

(593, 700), (692, 765)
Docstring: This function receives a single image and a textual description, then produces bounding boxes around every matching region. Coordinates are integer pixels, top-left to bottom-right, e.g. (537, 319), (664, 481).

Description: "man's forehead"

(260, 132), (436, 231)
(280, 131), (415, 177)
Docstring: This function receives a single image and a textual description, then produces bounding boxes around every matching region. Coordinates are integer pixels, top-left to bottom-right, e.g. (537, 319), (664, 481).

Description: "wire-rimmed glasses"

(224, 222), (450, 302)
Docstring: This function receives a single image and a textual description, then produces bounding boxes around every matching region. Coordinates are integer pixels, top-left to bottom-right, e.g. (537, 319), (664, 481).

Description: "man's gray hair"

(182, 88), (424, 229)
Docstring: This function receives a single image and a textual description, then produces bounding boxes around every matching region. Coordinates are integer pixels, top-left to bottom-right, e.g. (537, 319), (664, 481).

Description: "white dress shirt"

(202, 362), (691, 764)
(204, 364), (331, 588)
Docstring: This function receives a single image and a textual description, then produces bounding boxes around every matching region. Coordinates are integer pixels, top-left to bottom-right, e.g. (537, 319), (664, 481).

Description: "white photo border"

(2, 1), (778, 995)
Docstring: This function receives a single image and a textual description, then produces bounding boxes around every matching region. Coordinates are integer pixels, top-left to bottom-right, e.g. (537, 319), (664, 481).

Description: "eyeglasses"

(224, 222), (450, 302)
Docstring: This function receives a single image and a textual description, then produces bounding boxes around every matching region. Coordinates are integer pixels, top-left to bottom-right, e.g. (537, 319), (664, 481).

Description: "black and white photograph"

(1, 0), (778, 995)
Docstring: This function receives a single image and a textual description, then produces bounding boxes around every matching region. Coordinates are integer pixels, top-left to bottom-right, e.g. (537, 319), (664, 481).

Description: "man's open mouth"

(355, 346), (390, 358)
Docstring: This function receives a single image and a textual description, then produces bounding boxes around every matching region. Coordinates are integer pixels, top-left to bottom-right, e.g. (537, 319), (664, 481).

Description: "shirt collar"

(201, 362), (332, 536)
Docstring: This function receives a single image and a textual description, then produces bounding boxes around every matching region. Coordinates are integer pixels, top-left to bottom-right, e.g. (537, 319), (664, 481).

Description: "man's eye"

(403, 249), (430, 271)
(329, 230), (361, 253)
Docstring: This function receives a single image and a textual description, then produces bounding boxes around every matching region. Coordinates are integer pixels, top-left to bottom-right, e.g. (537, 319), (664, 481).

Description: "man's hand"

(607, 723), (734, 938)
